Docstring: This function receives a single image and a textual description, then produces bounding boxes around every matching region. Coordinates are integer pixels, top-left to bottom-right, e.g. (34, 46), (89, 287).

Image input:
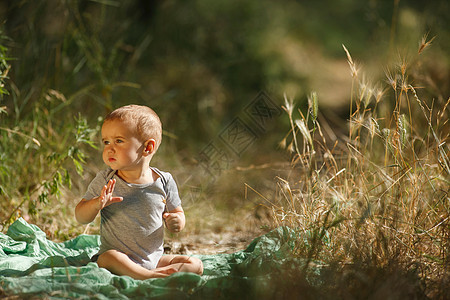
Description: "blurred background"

(0, 0), (448, 240)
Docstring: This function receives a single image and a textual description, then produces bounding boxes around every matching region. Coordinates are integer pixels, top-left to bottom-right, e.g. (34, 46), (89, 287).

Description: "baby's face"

(101, 119), (145, 171)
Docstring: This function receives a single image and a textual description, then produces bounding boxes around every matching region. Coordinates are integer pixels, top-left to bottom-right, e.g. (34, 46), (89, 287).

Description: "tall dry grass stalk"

(273, 39), (449, 297)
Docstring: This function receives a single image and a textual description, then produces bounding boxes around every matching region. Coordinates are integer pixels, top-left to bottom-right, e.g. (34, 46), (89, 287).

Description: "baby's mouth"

(108, 158), (116, 162)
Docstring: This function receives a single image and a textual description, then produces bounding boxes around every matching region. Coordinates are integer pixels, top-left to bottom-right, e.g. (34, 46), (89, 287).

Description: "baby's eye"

(116, 139), (124, 143)
(103, 140), (110, 145)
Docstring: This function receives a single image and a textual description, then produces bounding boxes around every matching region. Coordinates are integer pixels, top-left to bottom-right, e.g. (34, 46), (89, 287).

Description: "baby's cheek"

(102, 152), (108, 164)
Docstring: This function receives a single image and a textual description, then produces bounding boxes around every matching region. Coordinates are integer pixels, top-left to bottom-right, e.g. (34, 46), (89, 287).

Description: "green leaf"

(73, 159), (84, 175)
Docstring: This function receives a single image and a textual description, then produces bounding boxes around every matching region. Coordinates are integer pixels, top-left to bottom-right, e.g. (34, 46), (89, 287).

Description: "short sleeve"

(163, 173), (182, 211)
(83, 169), (109, 200)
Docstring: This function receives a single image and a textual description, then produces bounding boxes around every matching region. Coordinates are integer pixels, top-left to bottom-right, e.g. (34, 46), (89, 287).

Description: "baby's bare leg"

(156, 255), (204, 275)
(97, 250), (173, 280)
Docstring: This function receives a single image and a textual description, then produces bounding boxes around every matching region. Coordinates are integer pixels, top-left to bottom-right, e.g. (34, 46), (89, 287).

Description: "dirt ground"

(164, 226), (267, 255)
(163, 209), (270, 255)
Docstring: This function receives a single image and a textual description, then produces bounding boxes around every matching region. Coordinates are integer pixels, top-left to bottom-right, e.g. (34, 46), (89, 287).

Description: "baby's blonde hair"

(104, 105), (162, 149)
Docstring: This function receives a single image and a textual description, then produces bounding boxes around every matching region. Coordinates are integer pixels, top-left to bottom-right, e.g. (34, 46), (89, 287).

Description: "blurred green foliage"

(2, 0), (448, 148)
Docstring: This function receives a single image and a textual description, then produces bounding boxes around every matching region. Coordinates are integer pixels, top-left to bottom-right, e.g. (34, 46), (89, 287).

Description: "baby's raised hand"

(97, 179), (123, 210)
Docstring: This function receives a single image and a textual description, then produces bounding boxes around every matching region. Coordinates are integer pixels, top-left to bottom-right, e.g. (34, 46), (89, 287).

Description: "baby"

(75, 105), (203, 279)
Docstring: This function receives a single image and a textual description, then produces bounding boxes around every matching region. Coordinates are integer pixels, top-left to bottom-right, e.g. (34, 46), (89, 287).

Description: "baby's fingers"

(108, 196), (123, 205)
(95, 186), (107, 210)
(98, 179), (121, 209)
(164, 213), (181, 222)
(106, 179), (116, 194)
(99, 184), (108, 201)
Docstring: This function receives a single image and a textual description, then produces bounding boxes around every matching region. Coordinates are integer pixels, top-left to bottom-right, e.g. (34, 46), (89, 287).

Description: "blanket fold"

(0, 218), (305, 299)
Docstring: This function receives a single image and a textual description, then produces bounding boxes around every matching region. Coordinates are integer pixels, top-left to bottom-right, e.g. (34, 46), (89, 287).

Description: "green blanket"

(0, 218), (308, 299)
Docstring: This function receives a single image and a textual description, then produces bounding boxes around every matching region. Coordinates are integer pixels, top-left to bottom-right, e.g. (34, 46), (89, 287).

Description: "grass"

(266, 38), (449, 298)
(0, 4), (448, 297)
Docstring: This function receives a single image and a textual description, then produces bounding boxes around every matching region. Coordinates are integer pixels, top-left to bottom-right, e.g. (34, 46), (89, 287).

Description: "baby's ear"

(144, 139), (157, 156)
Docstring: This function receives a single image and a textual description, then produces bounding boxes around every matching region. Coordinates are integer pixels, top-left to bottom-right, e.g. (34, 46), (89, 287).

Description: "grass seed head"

(384, 68), (397, 91)
(308, 91), (319, 122)
(418, 33), (436, 55)
(295, 119), (313, 146)
(343, 44), (358, 78)
(283, 93), (295, 116)
(374, 85), (386, 104)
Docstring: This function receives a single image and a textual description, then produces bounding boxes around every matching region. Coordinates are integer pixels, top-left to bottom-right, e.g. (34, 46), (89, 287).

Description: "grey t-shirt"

(83, 167), (181, 270)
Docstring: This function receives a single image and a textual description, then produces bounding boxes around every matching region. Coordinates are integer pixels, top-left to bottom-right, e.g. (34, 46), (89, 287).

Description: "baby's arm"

(75, 179), (123, 224)
(163, 206), (185, 232)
